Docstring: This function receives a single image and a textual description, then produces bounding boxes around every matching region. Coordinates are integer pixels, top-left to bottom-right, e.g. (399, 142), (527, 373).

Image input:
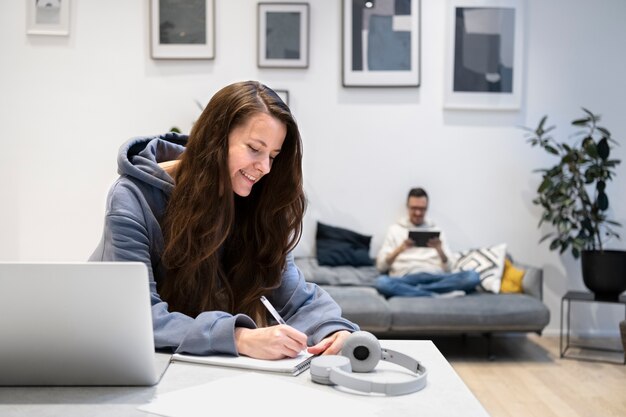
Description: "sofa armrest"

(520, 265), (543, 301)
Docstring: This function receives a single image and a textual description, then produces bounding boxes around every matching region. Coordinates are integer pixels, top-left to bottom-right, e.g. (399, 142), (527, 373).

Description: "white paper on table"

(138, 372), (382, 417)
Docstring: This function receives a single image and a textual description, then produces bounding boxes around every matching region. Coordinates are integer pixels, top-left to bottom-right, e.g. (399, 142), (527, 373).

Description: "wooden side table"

(560, 290), (626, 365)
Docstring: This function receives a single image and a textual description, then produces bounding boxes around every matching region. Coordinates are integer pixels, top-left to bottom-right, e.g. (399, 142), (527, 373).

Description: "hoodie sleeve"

(89, 182), (256, 356)
(266, 253), (360, 346)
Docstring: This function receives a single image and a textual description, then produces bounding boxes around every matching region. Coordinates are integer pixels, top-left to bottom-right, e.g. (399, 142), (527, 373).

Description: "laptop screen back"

(0, 262), (159, 386)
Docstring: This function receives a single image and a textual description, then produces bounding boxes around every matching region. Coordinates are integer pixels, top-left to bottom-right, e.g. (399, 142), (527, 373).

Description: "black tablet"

(408, 230), (440, 247)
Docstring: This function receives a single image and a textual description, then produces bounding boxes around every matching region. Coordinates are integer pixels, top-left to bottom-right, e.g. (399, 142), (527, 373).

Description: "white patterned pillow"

(453, 243), (507, 293)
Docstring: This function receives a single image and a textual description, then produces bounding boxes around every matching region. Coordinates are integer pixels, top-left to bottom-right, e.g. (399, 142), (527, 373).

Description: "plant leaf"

(605, 159), (621, 167)
(539, 233), (554, 243)
(537, 115), (548, 134)
(597, 192), (609, 210)
(581, 107), (597, 120)
(544, 145), (559, 155)
(538, 178), (553, 193)
(583, 137), (599, 158)
(597, 137), (610, 160)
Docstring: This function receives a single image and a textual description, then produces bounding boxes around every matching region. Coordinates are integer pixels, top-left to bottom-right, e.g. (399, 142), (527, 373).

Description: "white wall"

(1, 0), (625, 336)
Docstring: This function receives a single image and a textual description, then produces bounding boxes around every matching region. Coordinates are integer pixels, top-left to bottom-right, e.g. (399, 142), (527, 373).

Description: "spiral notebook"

(171, 351), (314, 376)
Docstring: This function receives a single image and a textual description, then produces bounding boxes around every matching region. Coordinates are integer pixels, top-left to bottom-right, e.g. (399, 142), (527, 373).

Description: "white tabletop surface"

(0, 340), (489, 417)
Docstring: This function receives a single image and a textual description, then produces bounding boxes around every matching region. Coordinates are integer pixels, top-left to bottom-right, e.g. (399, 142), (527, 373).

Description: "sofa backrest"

(296, 256), (544, 301)
(518, 263), (543, 300)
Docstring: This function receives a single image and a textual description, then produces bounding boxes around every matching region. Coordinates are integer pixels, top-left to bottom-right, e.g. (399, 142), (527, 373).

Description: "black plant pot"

(581, 250), (626, 301)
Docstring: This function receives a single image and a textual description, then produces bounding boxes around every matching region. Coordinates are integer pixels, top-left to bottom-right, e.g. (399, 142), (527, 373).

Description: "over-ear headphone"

(310, 331), (427, 396)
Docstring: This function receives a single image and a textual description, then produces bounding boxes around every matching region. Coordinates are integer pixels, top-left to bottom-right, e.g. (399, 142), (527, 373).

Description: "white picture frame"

(444, 0), (524, 110)
(150, 0), (215, 60)
(258, 3), (309, 68)
(26, 0), (71, 36)
(342, 0), (421, 87)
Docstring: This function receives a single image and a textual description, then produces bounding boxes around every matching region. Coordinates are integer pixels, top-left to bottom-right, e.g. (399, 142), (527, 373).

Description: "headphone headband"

(382, 348), (426, 374)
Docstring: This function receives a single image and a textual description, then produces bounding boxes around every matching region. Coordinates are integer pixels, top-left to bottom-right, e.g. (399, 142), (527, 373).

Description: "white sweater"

(376, 216), (456, 277)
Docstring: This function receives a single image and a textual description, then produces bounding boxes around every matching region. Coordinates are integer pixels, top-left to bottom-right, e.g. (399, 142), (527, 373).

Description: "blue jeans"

(375, 270), (480, 298)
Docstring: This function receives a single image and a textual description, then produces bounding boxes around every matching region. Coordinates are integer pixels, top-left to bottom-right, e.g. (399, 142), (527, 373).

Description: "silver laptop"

(0, 262), (162, 386)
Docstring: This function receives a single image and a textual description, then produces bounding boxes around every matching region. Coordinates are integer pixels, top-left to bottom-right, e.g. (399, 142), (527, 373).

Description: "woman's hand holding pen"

(249, 296), (351, 359)
(234, 326), (307, 360)
(307, 330), (351, 356)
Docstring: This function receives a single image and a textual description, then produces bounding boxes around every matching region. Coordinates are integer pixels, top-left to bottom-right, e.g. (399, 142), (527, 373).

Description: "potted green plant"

(524, 108), (626, 300)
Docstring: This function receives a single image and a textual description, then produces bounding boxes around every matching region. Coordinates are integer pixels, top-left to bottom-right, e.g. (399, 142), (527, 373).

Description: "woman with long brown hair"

(90, 81), (358, 359)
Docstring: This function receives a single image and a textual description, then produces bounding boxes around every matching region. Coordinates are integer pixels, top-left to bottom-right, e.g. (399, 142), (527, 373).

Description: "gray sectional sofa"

(295, 256), (551, 339)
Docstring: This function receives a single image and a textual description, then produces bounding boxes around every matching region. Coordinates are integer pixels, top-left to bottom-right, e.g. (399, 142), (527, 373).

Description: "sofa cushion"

(453, 243), (507, 293)
(315, 222), (374, 267)
(500, 258), (524, 293)
(387, 293), (550, 333)
(321, 286), (391, 332)
(295, 257), (379, 286)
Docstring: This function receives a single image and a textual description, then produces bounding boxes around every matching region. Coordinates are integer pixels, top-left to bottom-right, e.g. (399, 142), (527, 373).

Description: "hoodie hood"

(117, 132), (188, 196)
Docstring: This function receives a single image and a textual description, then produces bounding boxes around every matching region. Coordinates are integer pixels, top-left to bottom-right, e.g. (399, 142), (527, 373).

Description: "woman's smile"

(239, 169), (258, 183)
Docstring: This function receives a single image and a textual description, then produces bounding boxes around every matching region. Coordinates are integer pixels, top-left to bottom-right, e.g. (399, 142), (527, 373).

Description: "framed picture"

(444, 0), (524, 110)
(26, 0), (71, 36)
(342, 0), (421, 87)
(150, 0), (215, 60)
(274, 89), (290, 106)
(258, 3), (309, 68)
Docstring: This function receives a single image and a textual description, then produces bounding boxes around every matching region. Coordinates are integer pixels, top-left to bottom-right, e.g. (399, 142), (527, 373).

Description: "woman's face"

(228, 112), (286, 197)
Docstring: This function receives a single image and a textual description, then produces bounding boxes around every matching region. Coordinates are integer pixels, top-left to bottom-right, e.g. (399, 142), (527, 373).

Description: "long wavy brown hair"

(159, 81), (305, 324)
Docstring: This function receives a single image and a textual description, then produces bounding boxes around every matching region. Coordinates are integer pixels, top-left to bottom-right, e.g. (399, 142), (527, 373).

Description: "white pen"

(260, 296), (286, 325)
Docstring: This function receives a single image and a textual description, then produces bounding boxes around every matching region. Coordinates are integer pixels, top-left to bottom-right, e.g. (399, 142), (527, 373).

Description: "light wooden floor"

(429, 334), (626, 417)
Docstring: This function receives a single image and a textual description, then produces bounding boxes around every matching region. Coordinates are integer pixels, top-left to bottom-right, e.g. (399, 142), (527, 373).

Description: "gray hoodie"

(90, 133), (358, 355)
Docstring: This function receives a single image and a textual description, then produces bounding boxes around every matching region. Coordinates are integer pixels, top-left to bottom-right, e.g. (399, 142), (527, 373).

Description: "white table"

(0, 340), (489, 417)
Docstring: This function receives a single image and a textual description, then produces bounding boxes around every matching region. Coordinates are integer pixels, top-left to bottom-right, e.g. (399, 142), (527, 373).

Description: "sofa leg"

(483, 333), (496, 361)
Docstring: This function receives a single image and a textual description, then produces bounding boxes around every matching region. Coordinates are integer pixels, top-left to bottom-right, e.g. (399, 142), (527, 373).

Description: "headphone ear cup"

(341, 331), (381, 373)
(310, 355), (352, 386)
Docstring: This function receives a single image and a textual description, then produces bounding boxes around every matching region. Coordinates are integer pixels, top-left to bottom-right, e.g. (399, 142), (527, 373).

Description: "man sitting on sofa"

(375, 187), (480, 297)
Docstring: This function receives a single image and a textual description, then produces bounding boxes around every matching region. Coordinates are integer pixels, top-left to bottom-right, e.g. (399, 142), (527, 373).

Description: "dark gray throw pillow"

(316, 222), (374, 267)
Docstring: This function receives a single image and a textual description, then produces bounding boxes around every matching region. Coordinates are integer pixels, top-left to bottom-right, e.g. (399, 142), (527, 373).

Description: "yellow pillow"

(500, 258), (524, 293)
